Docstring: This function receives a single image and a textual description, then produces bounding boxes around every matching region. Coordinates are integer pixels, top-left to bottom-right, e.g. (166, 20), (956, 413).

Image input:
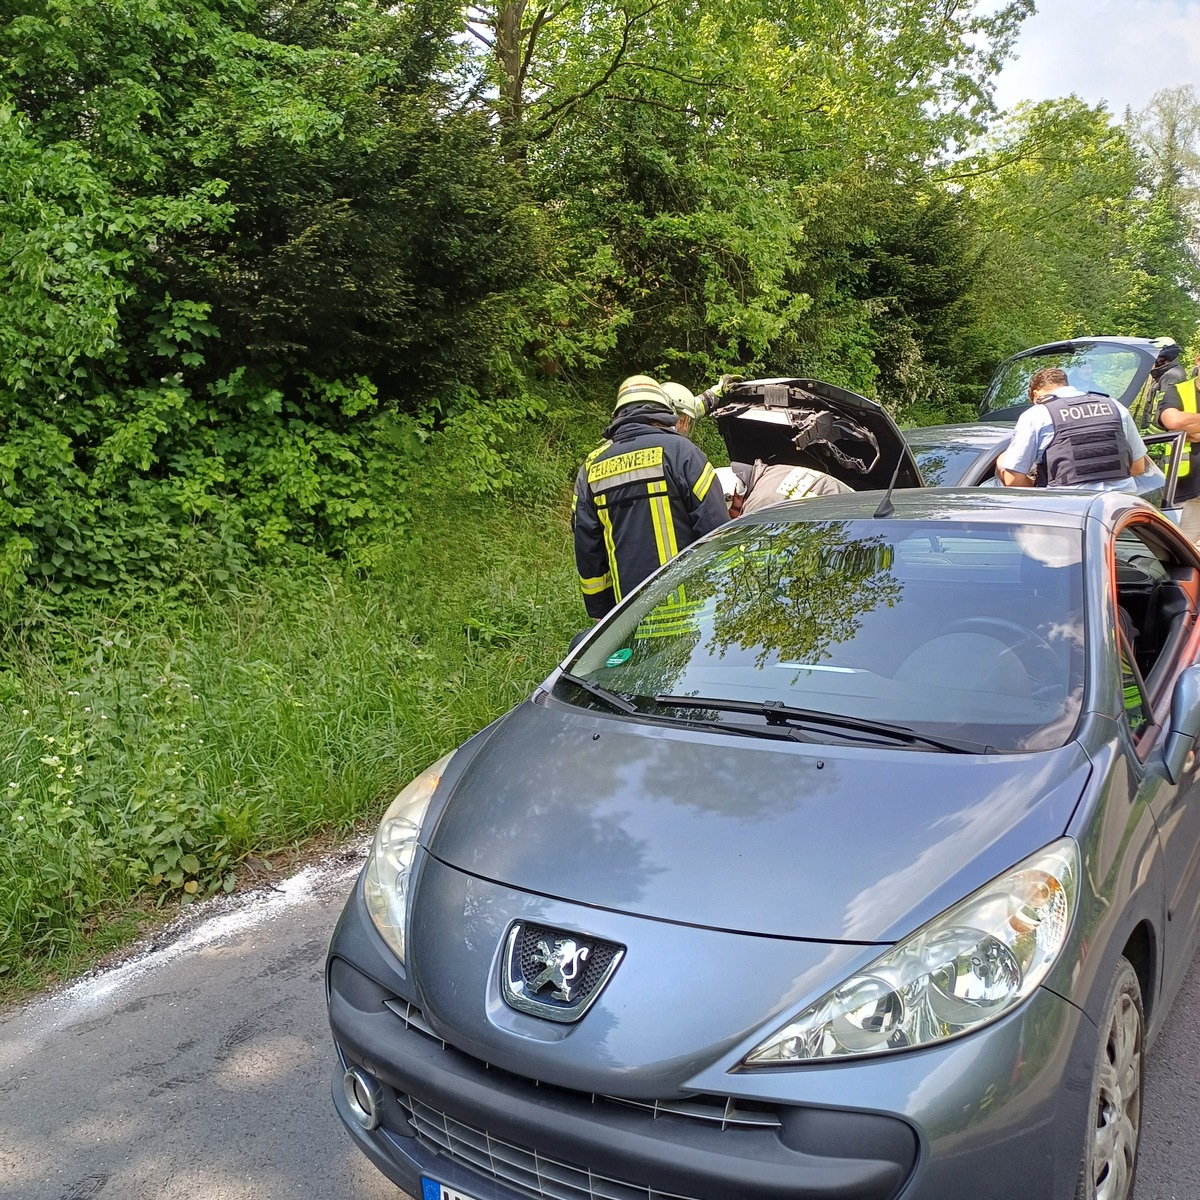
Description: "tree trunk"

(494, 0), (528, 157)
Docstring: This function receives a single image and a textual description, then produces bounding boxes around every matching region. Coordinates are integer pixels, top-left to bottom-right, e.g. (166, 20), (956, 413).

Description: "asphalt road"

(2, 844), (1200, 1200)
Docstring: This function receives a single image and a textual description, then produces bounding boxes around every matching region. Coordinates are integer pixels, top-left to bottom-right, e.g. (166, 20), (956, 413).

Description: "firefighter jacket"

(572, 408), (729, 618)
(1038, 392), (1132, 485)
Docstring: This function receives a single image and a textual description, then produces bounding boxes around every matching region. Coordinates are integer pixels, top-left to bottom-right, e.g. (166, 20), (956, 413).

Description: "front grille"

(604, 1095), (780, 1131)
(399, 1094), (703, 1200)
(383, 999), (781, 1132)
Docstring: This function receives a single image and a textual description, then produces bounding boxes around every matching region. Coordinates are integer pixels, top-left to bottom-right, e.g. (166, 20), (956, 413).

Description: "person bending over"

(996, 367), (1149, 491)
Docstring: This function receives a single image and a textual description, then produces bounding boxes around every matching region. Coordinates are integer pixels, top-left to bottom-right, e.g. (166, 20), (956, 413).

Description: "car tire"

(1075, 956), (1144, 1200)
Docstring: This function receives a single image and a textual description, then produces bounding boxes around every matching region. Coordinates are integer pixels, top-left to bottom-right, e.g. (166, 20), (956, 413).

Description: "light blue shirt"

(996, 387), (1149, 492)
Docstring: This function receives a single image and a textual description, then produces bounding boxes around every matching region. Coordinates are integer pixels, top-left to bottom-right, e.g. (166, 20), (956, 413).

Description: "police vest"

(1039, 393), (1131, 486)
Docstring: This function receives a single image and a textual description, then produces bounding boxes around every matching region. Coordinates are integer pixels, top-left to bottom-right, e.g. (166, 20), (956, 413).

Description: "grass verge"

(0, 409), (598, 1001)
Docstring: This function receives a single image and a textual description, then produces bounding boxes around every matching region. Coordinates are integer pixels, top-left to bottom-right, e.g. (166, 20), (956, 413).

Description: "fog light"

(344, 1067), (383, 1131)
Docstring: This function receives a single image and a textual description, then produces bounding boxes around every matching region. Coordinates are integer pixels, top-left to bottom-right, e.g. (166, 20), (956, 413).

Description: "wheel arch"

(1120, 920), (1157, 1022)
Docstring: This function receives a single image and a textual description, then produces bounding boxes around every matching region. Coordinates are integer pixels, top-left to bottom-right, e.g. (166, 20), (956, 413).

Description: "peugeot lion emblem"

(502, 922), (624, 1023)
(530, 937), (590, 1002)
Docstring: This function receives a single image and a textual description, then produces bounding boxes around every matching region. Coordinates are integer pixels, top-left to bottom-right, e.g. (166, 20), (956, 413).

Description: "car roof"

(734, 485), (1151, 529)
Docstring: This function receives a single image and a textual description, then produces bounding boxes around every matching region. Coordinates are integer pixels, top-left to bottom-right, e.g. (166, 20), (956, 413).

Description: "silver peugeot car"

(327, 483), (1200, 1200)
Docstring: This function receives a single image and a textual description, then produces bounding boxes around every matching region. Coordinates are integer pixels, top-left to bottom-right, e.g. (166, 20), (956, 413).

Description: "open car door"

(1142, 431), (1187, 523)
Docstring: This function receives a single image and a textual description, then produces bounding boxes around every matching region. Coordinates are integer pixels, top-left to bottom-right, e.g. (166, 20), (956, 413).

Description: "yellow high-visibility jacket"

(1156, 377), (1199, 481)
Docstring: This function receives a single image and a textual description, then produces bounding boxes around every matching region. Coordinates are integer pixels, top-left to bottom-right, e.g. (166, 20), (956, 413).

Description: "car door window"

(1113, 524), (1200, 738)
(1142, 432), (1186, 509)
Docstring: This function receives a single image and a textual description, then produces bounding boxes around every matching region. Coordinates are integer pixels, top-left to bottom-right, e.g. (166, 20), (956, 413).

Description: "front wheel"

(1075, 956), (1144, 1200)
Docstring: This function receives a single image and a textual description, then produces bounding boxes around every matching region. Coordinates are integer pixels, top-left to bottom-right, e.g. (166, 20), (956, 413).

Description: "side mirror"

(1163, 665), (1200, 784)
(568, 628), (591, 653)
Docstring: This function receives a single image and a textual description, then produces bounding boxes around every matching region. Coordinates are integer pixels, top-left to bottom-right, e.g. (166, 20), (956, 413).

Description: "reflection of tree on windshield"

(626, 523), (903, 697)
(705, 523), (902, 672)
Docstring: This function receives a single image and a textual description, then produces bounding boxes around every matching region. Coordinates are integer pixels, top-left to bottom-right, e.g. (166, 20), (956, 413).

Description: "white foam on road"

(0, 840), (369, 1068)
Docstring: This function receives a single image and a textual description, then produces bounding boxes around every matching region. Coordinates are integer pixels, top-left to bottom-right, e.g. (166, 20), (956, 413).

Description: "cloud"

(993, 0), (1200, 117)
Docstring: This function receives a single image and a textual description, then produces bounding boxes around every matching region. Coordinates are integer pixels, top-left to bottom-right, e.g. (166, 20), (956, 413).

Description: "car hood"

(714, 377), (923, 492)
(424, 696), (1091, 945)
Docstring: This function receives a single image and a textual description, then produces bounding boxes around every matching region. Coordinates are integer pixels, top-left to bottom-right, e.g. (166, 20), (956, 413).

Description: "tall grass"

(0, 413), (596, 991)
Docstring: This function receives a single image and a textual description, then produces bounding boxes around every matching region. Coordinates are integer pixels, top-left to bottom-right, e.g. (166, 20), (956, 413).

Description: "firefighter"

(995, 367), (1150, 490)
(572, 376), (729, 619)
(661, 375), (743, 439)
(660, 382), (704, 439)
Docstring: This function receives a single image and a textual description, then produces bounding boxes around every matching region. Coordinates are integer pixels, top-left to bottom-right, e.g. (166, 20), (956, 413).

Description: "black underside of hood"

(715, 378), (923, 491)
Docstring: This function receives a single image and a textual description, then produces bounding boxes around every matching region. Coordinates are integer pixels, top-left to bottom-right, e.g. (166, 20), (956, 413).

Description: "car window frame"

(1140, 431), (1186, 510)
(1109, 510), (1200, 759)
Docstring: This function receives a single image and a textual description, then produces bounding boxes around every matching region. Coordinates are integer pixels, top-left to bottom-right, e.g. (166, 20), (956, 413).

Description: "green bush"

(0, 412), (588, 985)
(0, 0), (537, 608)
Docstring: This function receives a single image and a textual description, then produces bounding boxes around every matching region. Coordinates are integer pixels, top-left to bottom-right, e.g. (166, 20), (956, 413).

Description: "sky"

(992, 0), (1200, 117)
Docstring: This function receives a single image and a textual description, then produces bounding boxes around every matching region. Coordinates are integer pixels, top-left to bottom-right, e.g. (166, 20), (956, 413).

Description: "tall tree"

(1130, 85), (1200, 277)
(958, 99), (1200, 358)
(1130, 85), (1200, 195)
(464, 0), (1031, 387)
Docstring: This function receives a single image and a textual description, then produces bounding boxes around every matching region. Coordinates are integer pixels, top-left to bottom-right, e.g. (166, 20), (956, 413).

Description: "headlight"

(363, 751), (454, 963)
(744, 838), (1078, 1064)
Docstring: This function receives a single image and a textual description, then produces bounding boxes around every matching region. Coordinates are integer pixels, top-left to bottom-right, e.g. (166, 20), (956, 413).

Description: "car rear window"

(904, 439), (993, 487)
(565, 519), (1085, 752)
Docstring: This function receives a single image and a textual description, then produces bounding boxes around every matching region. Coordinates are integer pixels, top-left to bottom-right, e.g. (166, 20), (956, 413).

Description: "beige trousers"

(1178, 497), (1200, 544)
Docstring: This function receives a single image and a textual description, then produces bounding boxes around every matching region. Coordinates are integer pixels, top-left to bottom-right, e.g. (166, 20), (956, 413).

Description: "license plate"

(421, 1177), (483, 1200)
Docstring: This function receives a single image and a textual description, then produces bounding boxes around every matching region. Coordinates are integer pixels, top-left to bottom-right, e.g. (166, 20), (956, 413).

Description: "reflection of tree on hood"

(701, 523), (902, 671)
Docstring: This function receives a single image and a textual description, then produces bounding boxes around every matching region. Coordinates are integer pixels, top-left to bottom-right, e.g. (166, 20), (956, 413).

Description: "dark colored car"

(326, 485), (1200, 1200)
(907, 337), (1182, 508)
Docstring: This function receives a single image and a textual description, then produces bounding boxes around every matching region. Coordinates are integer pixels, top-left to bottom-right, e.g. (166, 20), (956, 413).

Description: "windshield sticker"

(605, 648), (633, 668)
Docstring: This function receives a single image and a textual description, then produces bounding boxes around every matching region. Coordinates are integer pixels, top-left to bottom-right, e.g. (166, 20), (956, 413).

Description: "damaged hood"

(714, 378), (923, 491)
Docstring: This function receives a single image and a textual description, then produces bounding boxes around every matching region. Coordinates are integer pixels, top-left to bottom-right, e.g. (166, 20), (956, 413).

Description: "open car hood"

(714, 378), (924, 491)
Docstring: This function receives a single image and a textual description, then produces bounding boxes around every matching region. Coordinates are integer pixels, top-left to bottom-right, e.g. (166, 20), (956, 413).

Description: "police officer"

(572, 376), (729, 619)
(1154, 356), (1200, 540)
(996, 367), (1151, 490)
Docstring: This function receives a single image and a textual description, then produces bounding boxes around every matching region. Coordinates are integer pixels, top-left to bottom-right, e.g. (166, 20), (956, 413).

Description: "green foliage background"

(1, 0), (1199, 985)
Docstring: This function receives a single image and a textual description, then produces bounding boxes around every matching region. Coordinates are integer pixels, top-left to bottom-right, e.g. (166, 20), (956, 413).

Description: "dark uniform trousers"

(572, 421), (729, 619)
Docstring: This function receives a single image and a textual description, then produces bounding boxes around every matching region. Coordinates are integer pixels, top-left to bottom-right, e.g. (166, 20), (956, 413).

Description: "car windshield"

(563, 518), (1085, 752)
(903, 430), (1005, 487)
(982, 346), (1145, 414)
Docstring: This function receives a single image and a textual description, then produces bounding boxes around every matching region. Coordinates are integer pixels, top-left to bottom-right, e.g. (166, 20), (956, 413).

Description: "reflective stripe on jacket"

(572, 413), (728, 619)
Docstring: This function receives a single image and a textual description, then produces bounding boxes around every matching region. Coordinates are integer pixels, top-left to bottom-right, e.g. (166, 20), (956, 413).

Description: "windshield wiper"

(557, 674), (808, 743)
(558, 672), (641, 715)
(654, 694), (986, 754)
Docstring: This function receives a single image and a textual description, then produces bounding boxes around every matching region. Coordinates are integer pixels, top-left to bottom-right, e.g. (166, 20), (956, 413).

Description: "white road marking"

(1, 839), (369, 1063)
